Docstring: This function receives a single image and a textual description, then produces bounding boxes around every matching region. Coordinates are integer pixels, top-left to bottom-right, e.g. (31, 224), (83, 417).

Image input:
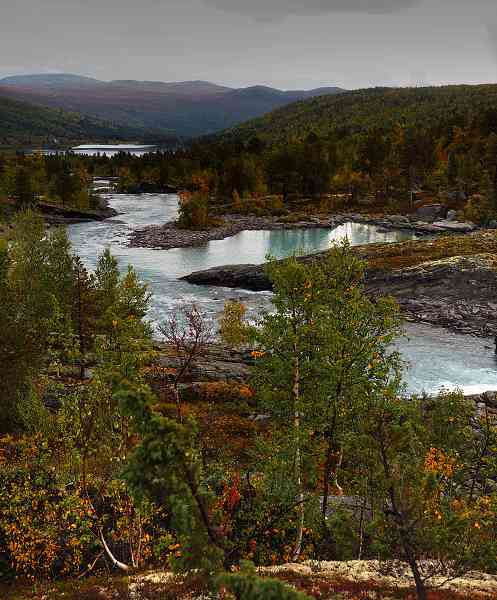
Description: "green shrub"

(218, 562), (312, 600)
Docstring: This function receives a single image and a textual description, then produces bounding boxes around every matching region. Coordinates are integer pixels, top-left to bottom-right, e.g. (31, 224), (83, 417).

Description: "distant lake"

(27, 144), (159, 157)
(72, 144), (158, 157)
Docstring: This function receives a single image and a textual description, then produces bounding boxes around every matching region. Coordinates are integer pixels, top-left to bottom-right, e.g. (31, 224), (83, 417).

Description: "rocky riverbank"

(154, 342), (252, 383)
(154, 341), (497, 406)
(129, 214), (342, 249)
(40, 200), (118, 224)
(182, 231), (497, 338)
(128, 211), (477, 250)
(38, 177), (120, 224)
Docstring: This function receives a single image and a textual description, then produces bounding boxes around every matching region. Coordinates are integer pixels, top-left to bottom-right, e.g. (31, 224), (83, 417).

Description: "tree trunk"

(174, 384), (182, 422)
(322, 437), (343, 520)
(380, 436), (427, 600)
(76, 270), (85, 379)
(99, 530), (130, 572)
(292, 342), (304, 562)
(322, 439), (332, 522)
(322, 398), (343, 521)
(398, 528), (428, 600)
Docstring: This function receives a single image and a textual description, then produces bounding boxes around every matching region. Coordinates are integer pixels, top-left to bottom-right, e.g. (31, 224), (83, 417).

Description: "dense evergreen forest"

(2, 84), (487, 226)
(221, 85), (497, 144)
(182, 85), (497, 223)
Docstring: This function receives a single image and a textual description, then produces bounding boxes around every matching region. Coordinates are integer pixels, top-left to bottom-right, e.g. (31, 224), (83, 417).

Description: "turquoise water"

(67, 192), (497, 396)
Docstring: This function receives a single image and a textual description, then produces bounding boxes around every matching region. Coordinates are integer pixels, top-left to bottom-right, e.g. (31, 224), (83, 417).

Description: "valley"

(0, 73), (344, 139)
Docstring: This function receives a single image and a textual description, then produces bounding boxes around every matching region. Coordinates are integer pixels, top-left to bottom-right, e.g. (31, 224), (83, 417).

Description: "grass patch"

(357, 231), (497, 272)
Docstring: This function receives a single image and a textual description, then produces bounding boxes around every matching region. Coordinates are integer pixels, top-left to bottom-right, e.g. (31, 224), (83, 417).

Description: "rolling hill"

(0, 73), (344, 138)
(0, 94), (164, 147)
(215, 84), (497, 145)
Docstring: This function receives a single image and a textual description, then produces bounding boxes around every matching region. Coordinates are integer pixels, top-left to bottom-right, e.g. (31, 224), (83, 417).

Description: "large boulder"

(183, 263), (272, 291)
(432, 220), (476, 233)
(415, 203), (446, 219)
(388, 215), (411, 226)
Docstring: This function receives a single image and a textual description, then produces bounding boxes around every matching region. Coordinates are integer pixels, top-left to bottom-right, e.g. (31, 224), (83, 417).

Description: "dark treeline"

(0, 93), (162, 148)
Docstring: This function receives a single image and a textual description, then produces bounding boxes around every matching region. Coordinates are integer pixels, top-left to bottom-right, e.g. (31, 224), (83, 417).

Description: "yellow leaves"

(251, 350), (265, 359)
(239, 385), (254, 399)
(424, 447), (457, 478)
(0, 439), (98, 580)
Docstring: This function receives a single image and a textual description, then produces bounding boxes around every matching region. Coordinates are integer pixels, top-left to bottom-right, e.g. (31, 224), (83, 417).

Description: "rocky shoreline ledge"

(183, 231), (497, 338)
(154, 342), (497, 408)
(128, 210), (477, 250)
(40, 201), (118, 224)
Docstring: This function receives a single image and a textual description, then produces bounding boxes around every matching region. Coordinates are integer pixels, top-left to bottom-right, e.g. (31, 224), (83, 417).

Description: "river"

(67, 191), (497, 396)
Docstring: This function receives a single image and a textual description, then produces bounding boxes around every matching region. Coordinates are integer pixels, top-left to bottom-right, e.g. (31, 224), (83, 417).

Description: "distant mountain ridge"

(0, 73), (345, 138)
(0, 73), (103, 88)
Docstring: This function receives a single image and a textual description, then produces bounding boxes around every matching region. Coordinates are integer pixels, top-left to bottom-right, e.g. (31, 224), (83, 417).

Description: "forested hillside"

(0, 94), (160, 147)
(146, 84), (497, 225)
(219, 85), (497, 144)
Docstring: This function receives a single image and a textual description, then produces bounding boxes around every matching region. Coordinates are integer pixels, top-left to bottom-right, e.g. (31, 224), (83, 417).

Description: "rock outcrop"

(183, 238), (497, 337)
(415, 203), (446, 219)
(367, 254), (497, 336)
(155, 343), (252, 382)
(38, 201), (117, 224)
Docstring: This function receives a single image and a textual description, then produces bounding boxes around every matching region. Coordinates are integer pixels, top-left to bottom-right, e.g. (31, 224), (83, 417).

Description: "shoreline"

(129, 214), (346, 249)
(182, 231), (497, 339)
(128, 211), (477, 250)
(128, 213), (478, 250)
(40, 201), (118, 225)
(153, 340), (497, 406)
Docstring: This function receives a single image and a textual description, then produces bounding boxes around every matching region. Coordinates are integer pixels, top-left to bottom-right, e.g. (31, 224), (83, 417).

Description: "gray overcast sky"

(1, 0), (497, 89)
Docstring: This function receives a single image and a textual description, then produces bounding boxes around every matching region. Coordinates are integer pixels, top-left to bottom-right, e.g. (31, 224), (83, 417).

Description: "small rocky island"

(128, 203), (477, 250)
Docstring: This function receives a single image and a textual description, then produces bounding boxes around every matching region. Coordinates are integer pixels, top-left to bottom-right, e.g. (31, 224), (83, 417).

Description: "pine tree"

(14, 166), (36, 208)
(71, 257), (98, 378)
